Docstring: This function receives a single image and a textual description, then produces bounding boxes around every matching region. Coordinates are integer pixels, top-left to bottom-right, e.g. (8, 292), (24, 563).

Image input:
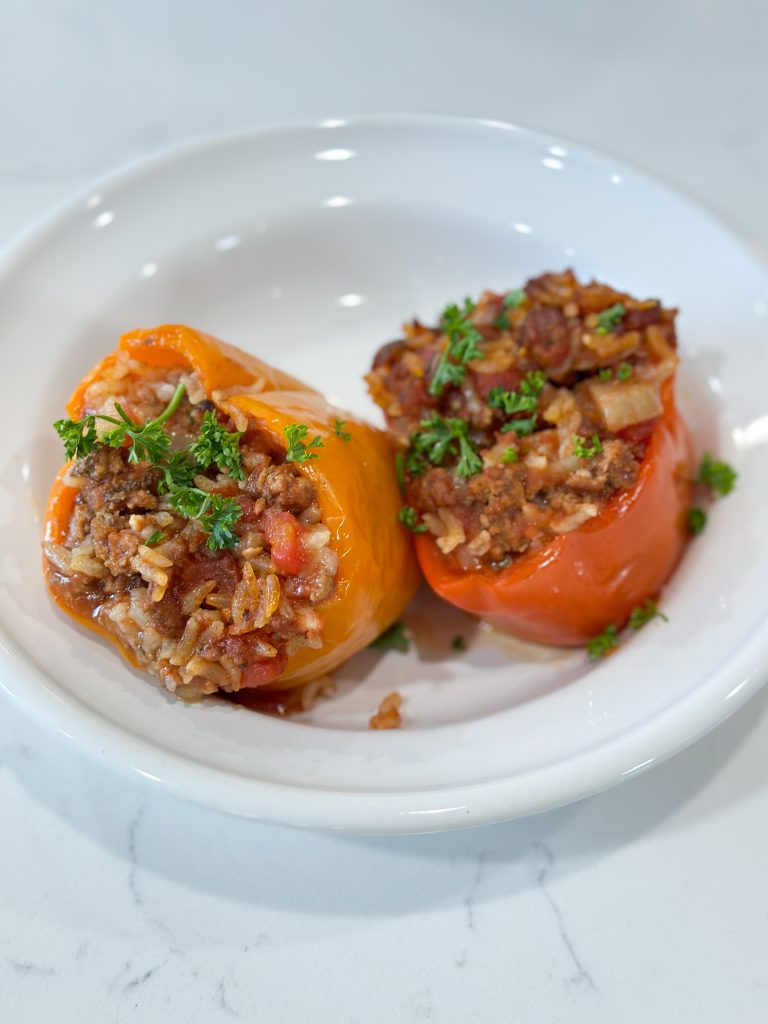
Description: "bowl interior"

(0, 116), (766, 829)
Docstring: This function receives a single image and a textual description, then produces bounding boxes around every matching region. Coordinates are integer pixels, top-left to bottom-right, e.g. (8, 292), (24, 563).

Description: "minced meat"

(366, 269), (679, 569)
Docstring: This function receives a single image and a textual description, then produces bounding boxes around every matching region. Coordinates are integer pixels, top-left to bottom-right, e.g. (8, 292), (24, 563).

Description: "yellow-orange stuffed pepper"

(43, 325), (419, 699)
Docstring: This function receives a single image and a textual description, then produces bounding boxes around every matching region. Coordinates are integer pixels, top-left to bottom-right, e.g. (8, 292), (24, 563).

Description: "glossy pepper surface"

(414, 381), (693, 646)
(44, 325), (420, 687)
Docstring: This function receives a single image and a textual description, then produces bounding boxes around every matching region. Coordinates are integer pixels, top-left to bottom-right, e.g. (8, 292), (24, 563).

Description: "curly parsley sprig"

(167, 487), (243, 550)
(587, 599), (669, 660)
(428, 298), (484, 397)
(398, 506), (427, 532)
(488, 370), (547, 436)
(333, 420), (352, 443)
(697, 453), (737, 496)
(370, 622), (410, 653)
(54, 380), (186, 463)
(573, 434), (603, 460)
(284, 423), (324, 464)
(54, 382), (246, 550)
(406, 414), (483, 479)
(190, 410), (244, 480)
(595, 303), (626, 335)
(586, 625), (618, 660)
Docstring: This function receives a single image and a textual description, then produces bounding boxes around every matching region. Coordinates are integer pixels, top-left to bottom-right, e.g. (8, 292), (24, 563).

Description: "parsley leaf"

(488, 370), (546, 436)
(157, 450), (198, 494)
(573, 434), (603, 459)
(398, 506), (427, 532)
(493, 312), (511, 330)
(687, 506), (707, 536)
(369, 622), (410, 653)
(586, 625), (618, 660)
(167, 486), (243, 550)
(598, 368), (613, 382)
(284, 424), (323, 464)
(502, 447), (519, 464)
(451, 635), (467, 652)
(55, 381), (187, 466)
(406, 414), (483, 479)
(595, 303), (626, 335)
(201, 495), (244, 550)
(333, 419), (352, 442)
(503, 289), (526, 309)
(54, 415), (99, 460)
(102, 381), (186, 464)
(189, 410), (244, 480)
(428, 298), (484, 397)
(616, 362), (633, 381)
(628, 599), (668, 630)
(697, 453), (737, 496)
(145, 530), (166, 547)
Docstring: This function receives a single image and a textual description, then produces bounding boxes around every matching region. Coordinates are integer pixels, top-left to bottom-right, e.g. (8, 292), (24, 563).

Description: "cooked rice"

(44, 353), (339, 701)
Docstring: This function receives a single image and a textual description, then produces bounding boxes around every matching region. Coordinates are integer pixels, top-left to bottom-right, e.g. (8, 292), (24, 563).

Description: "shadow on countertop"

(2, 680), (767, 927)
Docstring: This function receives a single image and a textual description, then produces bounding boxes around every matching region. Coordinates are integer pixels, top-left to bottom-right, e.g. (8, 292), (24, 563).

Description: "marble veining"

(531, 842), (597, 991)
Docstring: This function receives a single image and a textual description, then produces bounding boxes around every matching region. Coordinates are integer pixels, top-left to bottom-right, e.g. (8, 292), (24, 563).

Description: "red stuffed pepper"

(367, 270), (693, 646)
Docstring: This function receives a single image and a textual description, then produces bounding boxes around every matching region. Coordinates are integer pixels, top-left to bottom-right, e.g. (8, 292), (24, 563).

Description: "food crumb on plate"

(369, 691), (402, 730)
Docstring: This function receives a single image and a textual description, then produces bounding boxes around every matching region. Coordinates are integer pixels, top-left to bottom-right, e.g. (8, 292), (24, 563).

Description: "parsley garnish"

(157, 450), (198, 495)
(503, 289), (526, 309)
(284, 424), (323, 464)
(687, 507), (707, 536)
(586, 625), (618, 660)
(370, 622), (410, 653)
(406, 414), (483, 478)
(595, 303), (626, 335)
(502, 447), (519, 464)
(398, 506), (427, 532)
(628, 599), (668, 630)
(333, 419), (352, 442)
(428, 299), (484, 397)
(189, 410), (244, 480)
(451, 635), (466, 652)
(493, 312), (511, 330)
(573, 434), (603, 459)
(488, 371), (546, 436)
(168, 487), (243, 550)
(598, 362), (633, 383)
(53, 414), (99, 460)
(53, 383), (250, 550)
(697, 453), (737, 496)
(54, 381), (186, 465)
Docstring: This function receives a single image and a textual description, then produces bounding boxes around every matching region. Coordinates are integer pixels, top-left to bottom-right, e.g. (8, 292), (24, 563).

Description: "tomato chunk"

(263, 511), (307, 575)
(241, 650), (289, 688)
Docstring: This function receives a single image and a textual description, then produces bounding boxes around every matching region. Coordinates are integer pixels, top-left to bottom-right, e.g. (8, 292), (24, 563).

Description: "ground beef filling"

(44, 364), (338, 700)
(367, 269), (679, 569)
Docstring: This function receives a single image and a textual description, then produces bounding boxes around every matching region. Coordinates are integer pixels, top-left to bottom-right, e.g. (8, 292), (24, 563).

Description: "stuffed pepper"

(366, 270), (693, 646)
(43, 324), (419, 700)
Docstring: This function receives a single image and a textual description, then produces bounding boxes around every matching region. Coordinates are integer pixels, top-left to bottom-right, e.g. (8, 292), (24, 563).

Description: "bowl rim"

(2, 112), (766, 835)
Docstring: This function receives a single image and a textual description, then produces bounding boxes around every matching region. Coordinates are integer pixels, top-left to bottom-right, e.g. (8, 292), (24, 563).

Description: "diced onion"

(586, 380), (662, 432)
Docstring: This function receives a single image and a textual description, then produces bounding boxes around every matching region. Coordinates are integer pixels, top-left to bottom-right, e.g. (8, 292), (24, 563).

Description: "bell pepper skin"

(228, 390), (420, 684)
(45, 325), (419, 688)
(414, 381), (693, 646)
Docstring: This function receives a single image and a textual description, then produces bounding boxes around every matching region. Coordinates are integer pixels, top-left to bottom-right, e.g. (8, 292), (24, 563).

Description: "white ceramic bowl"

(1, 114), (766, 833)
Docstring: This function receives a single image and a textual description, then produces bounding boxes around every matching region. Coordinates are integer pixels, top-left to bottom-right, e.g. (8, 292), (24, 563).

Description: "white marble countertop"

(3, 2), (768, 1020)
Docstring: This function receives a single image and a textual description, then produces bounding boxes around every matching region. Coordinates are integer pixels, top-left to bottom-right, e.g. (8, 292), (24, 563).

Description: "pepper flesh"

(414, 381), (693, 646)
(44, 324), (420, 688)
